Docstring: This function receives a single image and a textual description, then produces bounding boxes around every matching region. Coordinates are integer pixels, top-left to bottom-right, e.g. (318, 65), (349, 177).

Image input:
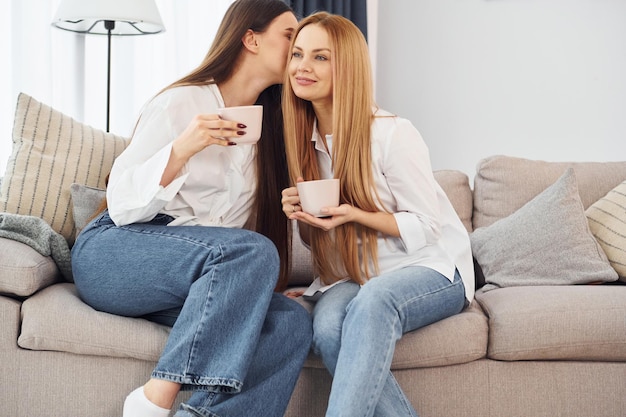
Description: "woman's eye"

(315, 55), (328, 61)
(292, 51), (302, 58)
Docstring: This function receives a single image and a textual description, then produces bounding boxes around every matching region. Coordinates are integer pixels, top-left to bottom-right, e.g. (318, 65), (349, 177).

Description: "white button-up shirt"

(106, 84), (256, 228)
(313, 109), (475, 301)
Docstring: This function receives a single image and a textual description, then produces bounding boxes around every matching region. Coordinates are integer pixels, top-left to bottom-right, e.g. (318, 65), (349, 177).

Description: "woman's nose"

(297, 59), (311, 73)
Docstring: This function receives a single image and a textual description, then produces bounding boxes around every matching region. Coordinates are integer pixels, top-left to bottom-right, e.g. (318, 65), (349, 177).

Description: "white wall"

(375, 0), (626, 180)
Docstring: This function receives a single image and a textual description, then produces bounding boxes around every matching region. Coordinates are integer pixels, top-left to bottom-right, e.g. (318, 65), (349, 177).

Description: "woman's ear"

(242, 29), (260, 54)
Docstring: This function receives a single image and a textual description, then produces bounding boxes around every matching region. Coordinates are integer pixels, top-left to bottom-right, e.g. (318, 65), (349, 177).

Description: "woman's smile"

(294, 76), (316, 86)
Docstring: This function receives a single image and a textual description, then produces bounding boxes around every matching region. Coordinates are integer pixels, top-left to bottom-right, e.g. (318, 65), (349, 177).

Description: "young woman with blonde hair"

(71, 1), (312, 416)
(281, 12), (475, 417)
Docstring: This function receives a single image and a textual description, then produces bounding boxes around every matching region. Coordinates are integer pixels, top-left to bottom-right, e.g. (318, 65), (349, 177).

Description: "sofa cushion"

(471, 169), (617, 291)
(0, 238), (60, 297)
(0, 93), (129, 245)
(586, 180), (626, 282)
(433, 170), (473, 233)
(303, 300), (488, 369)
(473, 155), (626, 229)
(19, 283), (170, 361)
(390, 300), (487, 368)
(476, 285), (626, 361)
(69, 183), (106, 238)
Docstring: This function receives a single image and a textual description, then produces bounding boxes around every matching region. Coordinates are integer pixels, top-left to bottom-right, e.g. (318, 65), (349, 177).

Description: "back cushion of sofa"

(472, 155), (626, 229)
(434, 170), (473, 233)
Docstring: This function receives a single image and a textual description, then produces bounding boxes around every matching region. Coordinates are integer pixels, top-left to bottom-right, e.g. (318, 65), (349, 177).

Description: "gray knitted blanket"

(0, 213), (73, 282)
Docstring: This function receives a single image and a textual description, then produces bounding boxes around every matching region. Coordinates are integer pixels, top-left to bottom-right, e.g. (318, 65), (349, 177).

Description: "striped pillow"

(586, 180), (626, 281)
(0, 93), (129, 245)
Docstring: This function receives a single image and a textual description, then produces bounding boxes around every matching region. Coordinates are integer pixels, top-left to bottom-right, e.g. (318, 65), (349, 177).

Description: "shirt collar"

(312, 119), (333, 155)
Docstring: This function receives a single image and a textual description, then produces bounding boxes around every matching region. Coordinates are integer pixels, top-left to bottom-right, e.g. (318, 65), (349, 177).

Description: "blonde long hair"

(283, 12), (385, 285)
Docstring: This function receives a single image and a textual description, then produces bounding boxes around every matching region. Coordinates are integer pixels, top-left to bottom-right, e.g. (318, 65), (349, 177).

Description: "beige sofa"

(1, 93), (625, 417)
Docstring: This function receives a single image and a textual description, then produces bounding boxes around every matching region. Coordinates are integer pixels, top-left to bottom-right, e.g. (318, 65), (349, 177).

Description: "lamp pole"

(51, 0), (165, 133)
(104, 20), (115, 132)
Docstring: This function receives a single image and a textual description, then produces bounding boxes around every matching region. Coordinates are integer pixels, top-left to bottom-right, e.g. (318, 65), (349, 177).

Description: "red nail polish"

(237, 131), (246, 135)
(237, 123), (247, 128)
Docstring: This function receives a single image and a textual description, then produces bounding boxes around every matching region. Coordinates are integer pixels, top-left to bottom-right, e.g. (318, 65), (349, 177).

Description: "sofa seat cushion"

(476, 285), (626, 361)
(19, 283), (170, 361)
(304, 300), (488, 370)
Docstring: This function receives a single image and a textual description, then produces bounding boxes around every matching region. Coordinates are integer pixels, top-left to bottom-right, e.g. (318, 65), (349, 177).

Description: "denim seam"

(397, 277), (462, 309)
(186, 244), (222, 380)
(151, 371), (243, 393)
(117, 225), (223, 250)
(397, 277), (464, 333)
(181, 400), (222, 417)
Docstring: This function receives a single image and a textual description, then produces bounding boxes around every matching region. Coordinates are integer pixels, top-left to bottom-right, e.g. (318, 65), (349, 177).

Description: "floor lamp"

(52, 0), (165, 132)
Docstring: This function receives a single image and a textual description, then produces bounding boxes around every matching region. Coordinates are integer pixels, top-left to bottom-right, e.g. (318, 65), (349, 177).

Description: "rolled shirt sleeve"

(107, 142), (188, 226)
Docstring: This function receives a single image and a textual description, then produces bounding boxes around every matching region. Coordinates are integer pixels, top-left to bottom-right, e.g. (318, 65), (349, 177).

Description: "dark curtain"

(288, 0), (367, 40)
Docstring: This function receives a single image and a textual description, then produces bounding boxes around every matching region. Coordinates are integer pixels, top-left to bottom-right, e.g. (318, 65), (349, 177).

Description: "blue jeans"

(71, 211), (312, 417)
(312, 266), (466, 417)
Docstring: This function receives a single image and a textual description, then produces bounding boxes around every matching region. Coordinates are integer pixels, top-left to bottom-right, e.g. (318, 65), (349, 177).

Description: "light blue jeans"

(71, 211), (312, 417)
(312, 266), (466, 417)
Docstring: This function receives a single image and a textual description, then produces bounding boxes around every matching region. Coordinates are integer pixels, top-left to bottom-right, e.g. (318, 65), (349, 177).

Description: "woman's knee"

(237, 231), (280, 272)
(346, 280), (397, 318)
(246, 231), (279, 256)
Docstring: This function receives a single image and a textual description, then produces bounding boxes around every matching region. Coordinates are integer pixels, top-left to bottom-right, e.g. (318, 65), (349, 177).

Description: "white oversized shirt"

(106, 85), (257, 228)
(314, 109), (475, 301)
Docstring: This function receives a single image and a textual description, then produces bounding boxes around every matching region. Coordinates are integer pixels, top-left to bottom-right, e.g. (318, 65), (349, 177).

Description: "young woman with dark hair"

(71, 2), (312, 416)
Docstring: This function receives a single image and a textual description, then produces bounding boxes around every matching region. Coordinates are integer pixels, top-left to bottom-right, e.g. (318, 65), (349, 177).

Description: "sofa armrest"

(0, 237), (61, 298)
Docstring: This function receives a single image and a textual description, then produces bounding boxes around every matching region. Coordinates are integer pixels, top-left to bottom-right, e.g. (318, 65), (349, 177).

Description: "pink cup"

(217, 105), (263, 144)
(297, 179), (340, 217)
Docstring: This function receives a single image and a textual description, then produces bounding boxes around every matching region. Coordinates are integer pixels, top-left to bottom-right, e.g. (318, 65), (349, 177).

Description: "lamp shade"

(52, 0), (165, 35)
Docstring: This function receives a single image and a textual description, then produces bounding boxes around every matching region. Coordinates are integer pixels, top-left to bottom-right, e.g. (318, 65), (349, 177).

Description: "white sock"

(123, 386), (171, 417)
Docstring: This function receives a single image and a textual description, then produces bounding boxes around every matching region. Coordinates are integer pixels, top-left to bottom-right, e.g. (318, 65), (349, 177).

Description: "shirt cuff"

(394, 211), (428, 253)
